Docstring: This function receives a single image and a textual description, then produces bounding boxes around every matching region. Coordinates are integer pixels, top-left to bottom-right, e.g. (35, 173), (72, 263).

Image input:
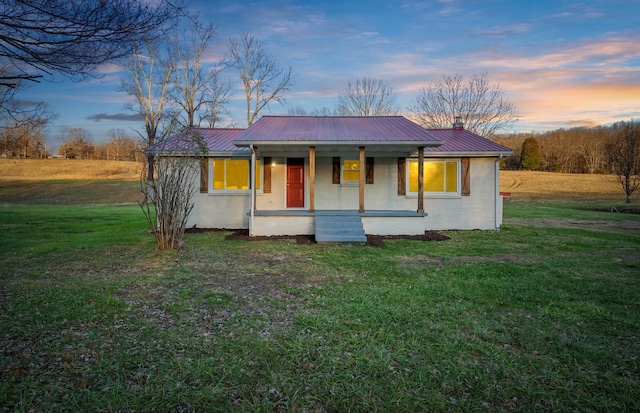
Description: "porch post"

(417, 146), (424, 213)
(309, 146), (316, 212)
(250, 145), (256, 237)
(252, 145), (257, 213)
(359, 146), (365, 213)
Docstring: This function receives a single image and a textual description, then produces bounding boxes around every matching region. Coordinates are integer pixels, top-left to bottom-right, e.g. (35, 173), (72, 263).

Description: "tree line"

(493, 121), (640, 203)
(492, 123), (637, 174)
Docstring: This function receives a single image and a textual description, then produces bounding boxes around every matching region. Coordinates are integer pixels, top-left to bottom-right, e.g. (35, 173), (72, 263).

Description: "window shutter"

(366, 157), (374, 184)
(397, 158), (406, 196)
(200, 157), (209, 193)
(461, 157), (470, 196)
(332, 157), (340, 184)
(263, 157), (272, 193)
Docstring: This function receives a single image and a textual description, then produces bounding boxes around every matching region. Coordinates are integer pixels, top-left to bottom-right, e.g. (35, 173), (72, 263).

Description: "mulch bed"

(206, 229), (451, 247)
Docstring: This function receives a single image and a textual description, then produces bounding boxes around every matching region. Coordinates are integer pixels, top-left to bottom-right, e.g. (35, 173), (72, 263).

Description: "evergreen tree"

(520, 136), (541, 170)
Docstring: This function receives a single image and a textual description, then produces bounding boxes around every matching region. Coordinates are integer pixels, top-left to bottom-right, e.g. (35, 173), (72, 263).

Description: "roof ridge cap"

(261, 115), (405, 119)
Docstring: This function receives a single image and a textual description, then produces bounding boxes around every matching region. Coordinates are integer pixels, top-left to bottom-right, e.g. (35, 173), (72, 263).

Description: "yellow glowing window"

(343, 159), (360, 182)
(408, 160), (459, 194)
(212, 159), (261, 191)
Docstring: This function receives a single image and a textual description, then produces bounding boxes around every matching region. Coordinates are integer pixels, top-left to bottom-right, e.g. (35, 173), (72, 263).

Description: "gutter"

(419, 151), (514, 158)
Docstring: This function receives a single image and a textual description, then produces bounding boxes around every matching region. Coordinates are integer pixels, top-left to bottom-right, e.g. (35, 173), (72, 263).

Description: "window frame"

(406, 158), (461, 197)
(341, 156), (361, 185)
(208, 157), (262, 194)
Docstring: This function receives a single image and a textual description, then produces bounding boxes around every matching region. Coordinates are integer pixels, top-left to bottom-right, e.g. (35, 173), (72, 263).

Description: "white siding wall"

(188, 156), (502, 232)
(185, 159), (251, 229)
(188, 193), (251, 229)
(421, 158), (499, 230)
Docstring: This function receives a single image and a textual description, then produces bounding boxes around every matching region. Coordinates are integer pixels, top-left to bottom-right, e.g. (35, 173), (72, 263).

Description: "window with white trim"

(342, 158), (360, 184)
(210, 158), (261, 192)
(407, 159), (459, 195)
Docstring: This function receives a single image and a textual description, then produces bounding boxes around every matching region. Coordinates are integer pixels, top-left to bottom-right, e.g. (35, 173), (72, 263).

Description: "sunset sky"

(19, 0), (640, 148)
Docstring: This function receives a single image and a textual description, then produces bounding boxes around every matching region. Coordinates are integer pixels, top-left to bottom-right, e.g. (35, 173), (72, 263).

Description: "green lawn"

(1, 202), (639, 412)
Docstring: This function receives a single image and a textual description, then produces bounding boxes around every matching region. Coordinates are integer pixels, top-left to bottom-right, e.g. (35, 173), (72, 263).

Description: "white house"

(147, 116), (513, 242)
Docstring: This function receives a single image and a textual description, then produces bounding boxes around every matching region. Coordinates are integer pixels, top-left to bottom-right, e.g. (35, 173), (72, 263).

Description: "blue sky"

(19, 0), (640, 148)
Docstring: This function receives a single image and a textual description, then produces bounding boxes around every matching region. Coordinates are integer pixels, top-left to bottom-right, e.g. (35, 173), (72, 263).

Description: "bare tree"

(103, 129), (141, 161)
(121, 39), (174, 183)
(0, 0), (188, 88)
(58, 128), (94, 159)
(227, 32), (293, 126)
(607, 121), (640, 203)
(167, 21), (224, 128)
(140, 130), (207, 250)
(1, 100), (54, 157)
(410, 73), (517, 137)
(578, 127), (608, 174)
(201, 76), (233, 127)
(539, 130), (579, 172)
(336, 77), (399, 116)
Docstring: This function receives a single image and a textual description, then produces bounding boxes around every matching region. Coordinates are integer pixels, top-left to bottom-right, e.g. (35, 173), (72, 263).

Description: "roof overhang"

(234, 140), (443, 156)
(418, 150), (514, 158)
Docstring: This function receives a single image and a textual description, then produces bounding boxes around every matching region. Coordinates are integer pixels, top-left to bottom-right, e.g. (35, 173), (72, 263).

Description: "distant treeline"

(492, 122), (636, 174)
(1, 126), (144, 161)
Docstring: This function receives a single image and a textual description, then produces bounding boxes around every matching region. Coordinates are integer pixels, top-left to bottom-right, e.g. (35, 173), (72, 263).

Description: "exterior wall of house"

(421, 157), (500, 230)
(186, 158), (251, 229)
(188, 156), (503, 233)
(189, 192), (251, 229)
(362, 216), (428, 235)
(252, 216), (315, 236)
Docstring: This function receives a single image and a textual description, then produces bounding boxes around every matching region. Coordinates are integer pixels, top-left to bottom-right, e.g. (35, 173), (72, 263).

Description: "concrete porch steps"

(315, 214), (367, 243)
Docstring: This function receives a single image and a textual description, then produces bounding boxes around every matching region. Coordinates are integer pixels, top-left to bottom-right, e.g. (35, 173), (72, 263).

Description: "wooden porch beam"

(309, 146), (316, 212)
(359, 146), (365, 213)
(252, 146), (258, 212)
(417, 146), (424, 213)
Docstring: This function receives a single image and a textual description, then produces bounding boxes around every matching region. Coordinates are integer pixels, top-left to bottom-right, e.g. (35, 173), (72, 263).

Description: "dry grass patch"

(500, 170), (621, 199)
(0, 159), (141, 180)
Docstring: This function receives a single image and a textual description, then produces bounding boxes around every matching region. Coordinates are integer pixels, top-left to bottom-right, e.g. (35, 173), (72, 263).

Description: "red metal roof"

(147, 118), (512, 157)
(146, 128), (247, 153)
(232, 116), (443, 144)
(423, 129), (512, 154)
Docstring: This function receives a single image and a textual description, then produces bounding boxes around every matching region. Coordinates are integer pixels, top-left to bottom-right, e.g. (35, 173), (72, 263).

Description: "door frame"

(286, 158), (305, 208)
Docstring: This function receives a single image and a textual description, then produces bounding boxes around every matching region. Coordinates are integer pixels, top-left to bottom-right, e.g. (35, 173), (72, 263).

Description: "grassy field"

(0, 159), (634, 206)
(0, 159), (141, 180)
(0, 159), (143, 204)
(0, 169), (639, 411)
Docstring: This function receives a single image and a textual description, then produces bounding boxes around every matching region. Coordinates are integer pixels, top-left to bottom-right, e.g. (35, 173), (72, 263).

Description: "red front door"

(286, 158), (305, 207)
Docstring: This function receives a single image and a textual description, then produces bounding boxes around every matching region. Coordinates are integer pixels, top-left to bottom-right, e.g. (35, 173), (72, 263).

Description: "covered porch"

(249, 209), (429, 239)
(231, 116), (446, 239)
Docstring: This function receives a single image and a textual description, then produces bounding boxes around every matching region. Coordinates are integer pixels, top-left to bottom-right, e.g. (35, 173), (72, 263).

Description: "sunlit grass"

(0, 159), (141, 180)
(1, 203), (639, 412)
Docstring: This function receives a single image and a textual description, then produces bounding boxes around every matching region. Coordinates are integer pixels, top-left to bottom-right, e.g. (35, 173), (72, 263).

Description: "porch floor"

(252, 209), (428, 217)
(250, 209), (428, 242)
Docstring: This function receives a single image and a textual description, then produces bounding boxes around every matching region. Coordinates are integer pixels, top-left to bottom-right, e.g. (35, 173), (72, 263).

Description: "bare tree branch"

(607, 121), (640, 203)
(120, 39), (175, 183)
(200, 75), (233, 127)
(165, 20), (232, 129)
(0, 0), (190, 87)
(336, 77), (399, 116)
(410, 73), (517, 138)
(227, 32), (293, 126)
